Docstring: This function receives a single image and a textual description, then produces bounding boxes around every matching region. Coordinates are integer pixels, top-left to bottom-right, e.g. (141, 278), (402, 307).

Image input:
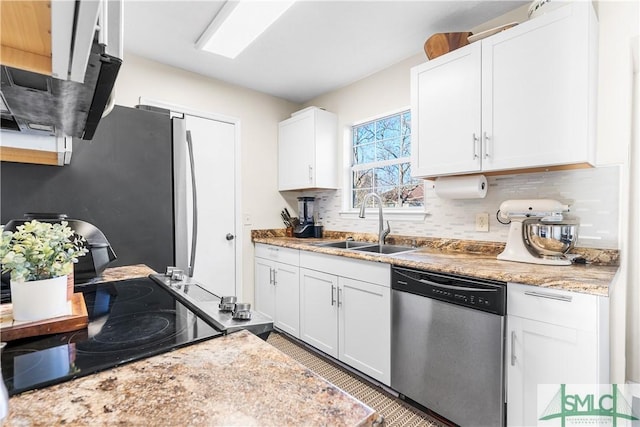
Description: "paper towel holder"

(433, 174), (488, 199)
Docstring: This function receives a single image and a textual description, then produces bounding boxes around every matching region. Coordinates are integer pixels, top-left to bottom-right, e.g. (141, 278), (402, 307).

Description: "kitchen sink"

(350, 244), (416, 255)
(314, 240), (376, 249)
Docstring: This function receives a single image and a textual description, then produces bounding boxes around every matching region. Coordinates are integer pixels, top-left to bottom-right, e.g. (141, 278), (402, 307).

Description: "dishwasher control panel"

(391, 266), (506, 315)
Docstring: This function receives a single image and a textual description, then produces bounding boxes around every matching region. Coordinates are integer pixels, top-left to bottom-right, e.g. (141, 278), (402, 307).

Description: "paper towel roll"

(433, 175), (488, 199)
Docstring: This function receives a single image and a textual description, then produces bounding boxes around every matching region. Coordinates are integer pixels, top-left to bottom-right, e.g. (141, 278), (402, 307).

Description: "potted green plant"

(0, 220), (88, 322)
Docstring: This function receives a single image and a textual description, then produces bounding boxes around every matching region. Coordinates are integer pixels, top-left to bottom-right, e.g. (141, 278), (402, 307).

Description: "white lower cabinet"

(299, 268), (339, 357)
(299, 252), (391, 385)
(506, 283), (609, 427)
(254, 244), (300, 338)
(338, 276), (390, 384)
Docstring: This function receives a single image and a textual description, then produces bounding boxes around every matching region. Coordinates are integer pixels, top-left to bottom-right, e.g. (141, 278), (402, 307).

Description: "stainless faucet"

(358, 193), (390, 246)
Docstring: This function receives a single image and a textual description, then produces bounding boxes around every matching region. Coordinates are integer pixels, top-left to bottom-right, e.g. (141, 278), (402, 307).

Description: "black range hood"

(0, 39), (122, 141)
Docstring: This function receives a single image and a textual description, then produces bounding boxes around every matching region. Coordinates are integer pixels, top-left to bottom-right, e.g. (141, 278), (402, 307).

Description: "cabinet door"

(274, 262), (300, 338)
(299, 268), (339, 358)
(411, 42), (482, 177)
(254, 258), (275, 320)
(338, 277), (391, 385)
(278, 112), (315, 190)
(507, 315), (597, 427)
(482, 2), (596, 172)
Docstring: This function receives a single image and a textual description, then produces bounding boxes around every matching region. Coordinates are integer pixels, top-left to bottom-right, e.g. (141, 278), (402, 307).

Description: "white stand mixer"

(497, 199), (575, 266)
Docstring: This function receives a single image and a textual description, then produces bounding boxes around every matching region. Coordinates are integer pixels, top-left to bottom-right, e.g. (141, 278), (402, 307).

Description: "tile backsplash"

(292, 166), (620, 249)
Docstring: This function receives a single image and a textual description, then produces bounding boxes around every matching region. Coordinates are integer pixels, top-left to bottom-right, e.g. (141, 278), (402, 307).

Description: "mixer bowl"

(523, 219), (579, 258)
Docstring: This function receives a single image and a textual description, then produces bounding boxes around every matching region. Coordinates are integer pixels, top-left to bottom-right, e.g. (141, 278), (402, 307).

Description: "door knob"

(226, 233), (235, 241)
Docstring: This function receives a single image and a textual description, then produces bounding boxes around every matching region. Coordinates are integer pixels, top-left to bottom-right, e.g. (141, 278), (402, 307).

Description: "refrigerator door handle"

(185, 130), (198, 277)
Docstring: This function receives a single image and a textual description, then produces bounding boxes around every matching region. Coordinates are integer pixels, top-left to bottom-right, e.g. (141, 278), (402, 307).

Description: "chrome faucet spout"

(358, 193), (391, 245)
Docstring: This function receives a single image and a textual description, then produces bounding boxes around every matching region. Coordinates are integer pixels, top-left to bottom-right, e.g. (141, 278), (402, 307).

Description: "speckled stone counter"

(82, 263), (157, 284)
(5, 330), (378, 426)
(252, 231), (617, 297)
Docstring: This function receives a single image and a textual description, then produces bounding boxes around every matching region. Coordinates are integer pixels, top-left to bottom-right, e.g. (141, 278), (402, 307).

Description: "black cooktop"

(1, 277), (223, 396)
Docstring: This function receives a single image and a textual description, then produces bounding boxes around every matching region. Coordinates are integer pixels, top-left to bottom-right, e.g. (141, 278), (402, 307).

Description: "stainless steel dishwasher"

(391, 266), (506, 427)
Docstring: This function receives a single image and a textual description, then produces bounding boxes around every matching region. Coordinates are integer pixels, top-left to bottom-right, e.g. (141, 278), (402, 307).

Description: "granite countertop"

(5, 330), (378, 426)
(252, 231), (618, 297)
(5, 266), (378, 426)
(85, 264), (157, 283)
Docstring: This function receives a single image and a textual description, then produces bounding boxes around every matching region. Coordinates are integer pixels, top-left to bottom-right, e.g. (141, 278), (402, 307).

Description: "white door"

(338, 277), (391, 385)
(481, 3), (592, 171)
(300, 268), (339, 357)
(507, 315), (597, 427)
(278, 112), (315, 190)
(181, 114), (237, 297)
(411, 42), (482, 177)
(254, 257), (275, 320)
(273, 262), (300, 338)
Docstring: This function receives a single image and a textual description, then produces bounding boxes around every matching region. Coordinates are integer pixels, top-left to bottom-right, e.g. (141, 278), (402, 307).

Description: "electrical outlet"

(475, 212), (489, 232)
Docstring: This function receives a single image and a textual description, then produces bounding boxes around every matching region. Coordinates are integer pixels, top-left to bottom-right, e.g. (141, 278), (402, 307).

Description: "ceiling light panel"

(196, 1), (296, 59)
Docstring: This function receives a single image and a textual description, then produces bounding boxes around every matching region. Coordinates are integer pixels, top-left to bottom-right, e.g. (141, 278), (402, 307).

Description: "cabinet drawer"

(508, 282), (599, 331)
(255, 244), (299, 266)
(299, 251), (390, 287)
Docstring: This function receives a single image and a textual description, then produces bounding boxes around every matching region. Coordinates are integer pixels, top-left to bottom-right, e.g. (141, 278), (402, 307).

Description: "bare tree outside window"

(352, 111), (423, 209)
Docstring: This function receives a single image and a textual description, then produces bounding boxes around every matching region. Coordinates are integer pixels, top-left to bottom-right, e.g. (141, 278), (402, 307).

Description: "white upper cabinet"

(278, 107), (338, 191)
(411, 2), (597, 178)
(411, 43), (483, 176)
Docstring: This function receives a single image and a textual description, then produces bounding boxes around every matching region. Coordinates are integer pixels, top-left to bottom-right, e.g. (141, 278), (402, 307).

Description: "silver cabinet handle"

(337, 287), (343, 307)
(472, 133), (479, 159)
(308, 165), (313, 182)
(331, 285), (336, 306)
(511, 330), (516, 366)
(524, 290), (572, 302)
(226, 233), (235, 241)
(273, 269), (277, 286)
(483, 132), (490, 159)
(269, 268), (274, 285)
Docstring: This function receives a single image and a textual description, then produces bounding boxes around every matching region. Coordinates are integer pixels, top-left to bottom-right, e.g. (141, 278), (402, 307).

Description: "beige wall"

(113, 53), (299, 304)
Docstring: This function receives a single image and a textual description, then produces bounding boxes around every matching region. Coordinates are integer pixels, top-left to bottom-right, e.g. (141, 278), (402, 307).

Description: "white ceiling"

(123, 1), (528, 104)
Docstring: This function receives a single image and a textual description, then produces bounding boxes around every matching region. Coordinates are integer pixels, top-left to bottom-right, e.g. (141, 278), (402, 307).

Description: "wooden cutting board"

(424, 32), (472, 60)
(0, 293), (88, 341)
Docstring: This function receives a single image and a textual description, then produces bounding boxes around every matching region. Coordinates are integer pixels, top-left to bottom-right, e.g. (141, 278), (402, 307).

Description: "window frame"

(340, 107), (427, 221)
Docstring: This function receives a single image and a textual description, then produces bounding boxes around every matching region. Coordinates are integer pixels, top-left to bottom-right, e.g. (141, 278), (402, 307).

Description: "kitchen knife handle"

(472, 133), (479, 159)
(331, 285), (336, 306)
(186, 130), (198, 278)
(510, 330), (516, 366)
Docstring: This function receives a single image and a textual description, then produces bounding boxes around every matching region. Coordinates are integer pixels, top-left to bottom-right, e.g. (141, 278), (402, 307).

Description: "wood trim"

(421, 163), (594, 180)
(0, 146), (60, 166)
(0, 0), (52, 75)
(0, 45), (51, 75)
(481, 163), (594, 177)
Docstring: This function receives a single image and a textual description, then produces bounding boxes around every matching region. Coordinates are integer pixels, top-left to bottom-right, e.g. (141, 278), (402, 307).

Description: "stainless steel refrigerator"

(1, 105), (175, 273)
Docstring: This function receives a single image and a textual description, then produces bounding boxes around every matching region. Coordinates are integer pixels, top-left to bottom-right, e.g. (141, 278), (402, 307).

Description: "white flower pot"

(10, 276), (69, 322)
